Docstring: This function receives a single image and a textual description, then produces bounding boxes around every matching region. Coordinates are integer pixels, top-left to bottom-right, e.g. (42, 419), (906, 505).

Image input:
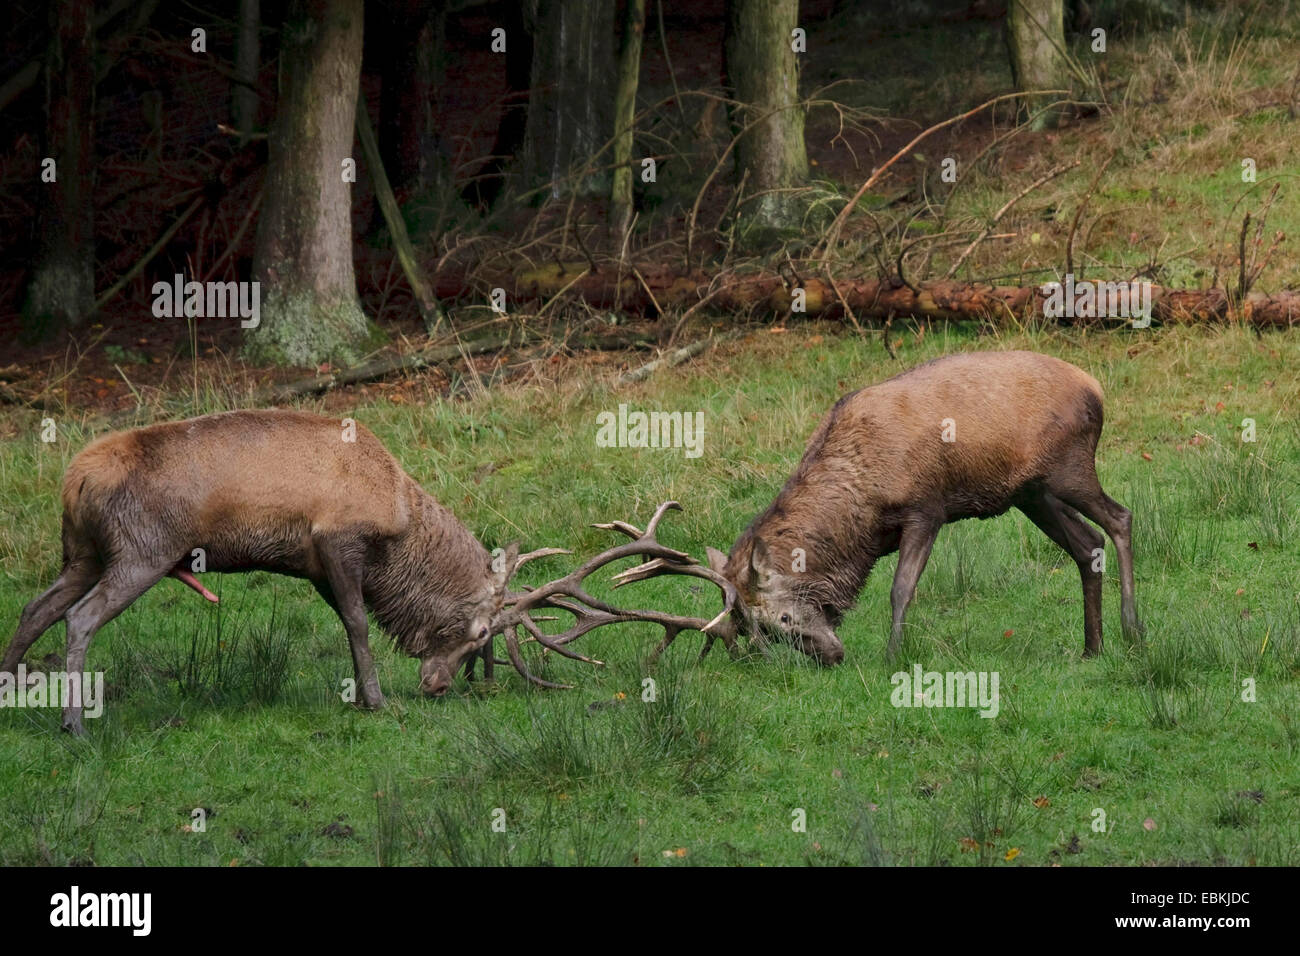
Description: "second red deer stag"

(701, 351), (1142, 663)
(2, 411), (736, 734)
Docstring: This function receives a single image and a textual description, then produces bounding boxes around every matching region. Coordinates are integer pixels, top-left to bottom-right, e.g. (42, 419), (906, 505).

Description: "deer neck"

(365, 487), (489, 657)
(745, 463), (885, 615)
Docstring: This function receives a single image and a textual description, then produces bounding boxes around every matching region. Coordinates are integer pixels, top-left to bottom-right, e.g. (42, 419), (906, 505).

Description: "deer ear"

(749, 538), (775, 588)
(491, 542), (520, 588)
(706, 546), (729, 575)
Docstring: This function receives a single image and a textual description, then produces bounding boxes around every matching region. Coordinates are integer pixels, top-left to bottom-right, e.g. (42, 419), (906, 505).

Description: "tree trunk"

(610, 0), (646, 244)
(522, 0), (616, 200)
(232, 0), (260, 143)
(374, 0), (447, 204)
(723, 0), (808, 245)
(248, 0), (376, 367)
(23, 0), (96, 339)
(461, 0), (531, 209)
(1007, 0), (1067, 130)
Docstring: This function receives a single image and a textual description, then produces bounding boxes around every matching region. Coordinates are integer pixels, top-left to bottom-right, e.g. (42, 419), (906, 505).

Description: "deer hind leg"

(1018, 491), (1105, 657)
(886, 514), (942, 661)
(61, 559), (171, 735)
(1047, 467), (1143, 643)
(315, 540), (385, 710)
(2, 560), (102, 677)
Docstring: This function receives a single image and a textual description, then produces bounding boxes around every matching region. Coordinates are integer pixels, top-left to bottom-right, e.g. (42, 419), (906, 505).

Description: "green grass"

(1, 323), (1298, 866)
(5, 1), (1300, 868)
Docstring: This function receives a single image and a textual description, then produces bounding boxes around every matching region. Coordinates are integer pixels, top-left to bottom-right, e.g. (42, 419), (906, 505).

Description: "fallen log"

(435, 263), (1300, 328)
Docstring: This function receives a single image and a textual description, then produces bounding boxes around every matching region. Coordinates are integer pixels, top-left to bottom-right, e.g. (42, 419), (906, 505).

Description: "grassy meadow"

(1, 323), (1298, 866)
(4, 1), (1300, 868)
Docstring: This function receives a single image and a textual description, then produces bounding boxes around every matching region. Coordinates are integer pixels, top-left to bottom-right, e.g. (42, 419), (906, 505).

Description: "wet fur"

(723, 350), (1139, 657)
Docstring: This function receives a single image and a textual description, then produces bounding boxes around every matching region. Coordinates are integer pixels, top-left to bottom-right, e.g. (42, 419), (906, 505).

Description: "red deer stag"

(696, 351), (1142, 663)
(2, 410), (736, 734)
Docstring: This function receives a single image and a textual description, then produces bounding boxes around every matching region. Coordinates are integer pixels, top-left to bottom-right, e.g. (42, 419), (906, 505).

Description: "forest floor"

(4, 2), (1298, 417)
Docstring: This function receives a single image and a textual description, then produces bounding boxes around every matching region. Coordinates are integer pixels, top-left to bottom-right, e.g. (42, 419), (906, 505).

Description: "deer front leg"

(316, 544), (385, 710)
(886, 515), (942, 661)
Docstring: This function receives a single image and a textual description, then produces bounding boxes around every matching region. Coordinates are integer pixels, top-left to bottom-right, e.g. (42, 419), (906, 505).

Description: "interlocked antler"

(488, 501), (744, 689)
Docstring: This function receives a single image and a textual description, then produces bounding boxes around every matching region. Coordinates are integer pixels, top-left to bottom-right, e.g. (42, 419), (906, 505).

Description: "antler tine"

(490, 500), (746, 689)
(643, 499), (683, 536)
(591, 519), (644, 539)
(609, 557), (741, 647)
(517, 614), (605, 665)
(591, 499), (680, 545)
(502, 625), (573, 690)
(512, 547), (571, 571)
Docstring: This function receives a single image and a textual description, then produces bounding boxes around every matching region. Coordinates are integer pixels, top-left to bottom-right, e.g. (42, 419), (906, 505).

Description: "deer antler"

(487, 501), (744, 689)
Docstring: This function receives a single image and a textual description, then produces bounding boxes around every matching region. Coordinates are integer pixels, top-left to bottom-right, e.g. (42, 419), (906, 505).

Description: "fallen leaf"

(1141, 452), (1153, 461)
(1143, 817), (1157, 831)
(1004, 847), (1021, 862)
(1003, 629), (1014, 638)
(959, 837), (979, 852)
(1033, 796), (1050, 809)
